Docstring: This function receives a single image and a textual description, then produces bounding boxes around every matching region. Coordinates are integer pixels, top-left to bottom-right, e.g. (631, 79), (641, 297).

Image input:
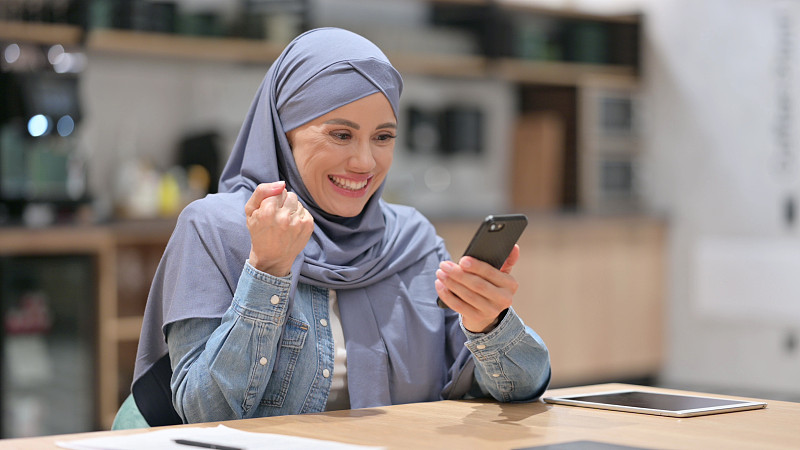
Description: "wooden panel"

(511, 112), (565, 211)
(0, 20), (83, 45)
(86, 30), (284, 64)
(386, 52), (488, 78)
(494, 58), (637, 86)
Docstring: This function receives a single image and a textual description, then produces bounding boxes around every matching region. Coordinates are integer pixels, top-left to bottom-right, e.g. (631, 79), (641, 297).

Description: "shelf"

(496, 1), (640, 23)
(83, 30), (633, 85)
(1, 22), (639, 85)
(429, 0), (490, 5)
(0, 20), (83, 46)
(427, 0), (639, 22)
(0, 225), (111, 255)
(86, 29), (285, 64)
(493, 58), (638, 86)
(387, 51), (488, 78)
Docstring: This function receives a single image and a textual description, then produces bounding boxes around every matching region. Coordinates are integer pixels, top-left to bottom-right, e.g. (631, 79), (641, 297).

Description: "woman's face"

(287, 92), (396, 217)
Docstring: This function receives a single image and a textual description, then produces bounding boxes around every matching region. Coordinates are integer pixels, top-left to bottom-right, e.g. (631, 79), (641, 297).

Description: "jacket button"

(259, 357), (268, 366)
(323, 369), (331, 378)
(270, 295), (280, 305)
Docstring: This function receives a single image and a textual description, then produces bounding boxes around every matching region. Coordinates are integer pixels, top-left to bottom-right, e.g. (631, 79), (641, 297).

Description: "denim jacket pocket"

(260, 316), (309, 407)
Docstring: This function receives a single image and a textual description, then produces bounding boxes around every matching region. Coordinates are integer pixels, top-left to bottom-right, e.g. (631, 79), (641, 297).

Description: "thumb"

(246, 181), (286, 216)
(261, 180), (286, 196)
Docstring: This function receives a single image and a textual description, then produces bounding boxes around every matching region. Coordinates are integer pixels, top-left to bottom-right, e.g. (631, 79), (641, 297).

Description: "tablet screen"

(543, 390), (767, 417)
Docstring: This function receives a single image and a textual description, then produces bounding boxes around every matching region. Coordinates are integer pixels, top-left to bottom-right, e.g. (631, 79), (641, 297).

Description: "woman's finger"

(435, 278), (474, 313)
(245, 181), (286, 216)
(282, 191), (302, 215)
(437, 257), (515, 329)
(436, 263), (493, 310)
(500, 245), (520, 274)
(457, 255), (519, 296)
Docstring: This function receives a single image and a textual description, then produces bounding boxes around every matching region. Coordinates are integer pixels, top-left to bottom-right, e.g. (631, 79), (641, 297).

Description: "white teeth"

(330, 176), (367, 190)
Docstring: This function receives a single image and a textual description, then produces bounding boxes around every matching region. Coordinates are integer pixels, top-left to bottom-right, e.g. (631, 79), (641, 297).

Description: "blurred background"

(1, 0), (799, 438)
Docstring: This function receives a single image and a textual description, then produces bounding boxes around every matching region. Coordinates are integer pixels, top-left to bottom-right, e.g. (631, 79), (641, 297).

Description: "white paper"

(57, 424), (384, 450)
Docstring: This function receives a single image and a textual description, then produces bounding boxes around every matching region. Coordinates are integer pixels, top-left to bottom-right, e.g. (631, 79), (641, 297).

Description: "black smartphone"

(437, 214), (529, 308)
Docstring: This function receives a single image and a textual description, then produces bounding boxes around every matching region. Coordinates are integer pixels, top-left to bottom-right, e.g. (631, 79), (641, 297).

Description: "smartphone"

(437, 214), (528, 308)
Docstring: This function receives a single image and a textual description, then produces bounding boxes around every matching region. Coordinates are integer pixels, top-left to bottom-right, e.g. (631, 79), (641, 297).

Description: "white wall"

(641, 0), (800, 397)
(79, 54), (266, 212)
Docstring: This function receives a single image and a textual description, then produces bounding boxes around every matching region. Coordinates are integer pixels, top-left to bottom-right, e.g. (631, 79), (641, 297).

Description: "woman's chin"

(328, 205), (365, 217)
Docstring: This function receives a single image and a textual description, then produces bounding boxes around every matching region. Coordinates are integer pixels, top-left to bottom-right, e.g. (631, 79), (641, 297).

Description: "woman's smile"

(329, 174), (372, 196)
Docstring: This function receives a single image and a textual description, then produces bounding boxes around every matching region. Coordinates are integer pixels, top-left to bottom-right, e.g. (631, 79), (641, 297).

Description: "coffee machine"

(0, 41), (88, 226)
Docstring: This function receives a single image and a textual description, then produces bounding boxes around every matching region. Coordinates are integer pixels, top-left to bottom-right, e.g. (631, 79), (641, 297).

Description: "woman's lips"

(328, 175), (371, 197)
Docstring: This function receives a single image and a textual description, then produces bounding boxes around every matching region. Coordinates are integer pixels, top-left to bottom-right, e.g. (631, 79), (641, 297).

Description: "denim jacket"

(167, 262), (551, 423)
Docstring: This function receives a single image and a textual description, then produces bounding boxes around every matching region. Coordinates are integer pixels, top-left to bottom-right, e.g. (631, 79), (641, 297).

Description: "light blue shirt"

(167, 262), (551, 423)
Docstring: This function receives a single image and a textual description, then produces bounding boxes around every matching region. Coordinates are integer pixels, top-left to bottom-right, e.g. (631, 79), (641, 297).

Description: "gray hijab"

(218, 26), (409, 283)
(133, 28), (452, 420)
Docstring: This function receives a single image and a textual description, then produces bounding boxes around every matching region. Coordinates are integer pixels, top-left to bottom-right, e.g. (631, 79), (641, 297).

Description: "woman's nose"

(348, 141), (376, 172)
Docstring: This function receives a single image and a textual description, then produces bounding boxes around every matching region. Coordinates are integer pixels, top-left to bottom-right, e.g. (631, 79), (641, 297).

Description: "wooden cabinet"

(0, 221), (174, 430)
(434, 216), (666, 386)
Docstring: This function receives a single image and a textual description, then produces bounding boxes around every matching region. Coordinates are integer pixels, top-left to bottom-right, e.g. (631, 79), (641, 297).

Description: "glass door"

(0, 254), (96, 438)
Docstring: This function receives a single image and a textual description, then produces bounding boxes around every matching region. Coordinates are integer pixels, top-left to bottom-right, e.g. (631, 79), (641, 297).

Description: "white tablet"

(543, 389), (767, 418)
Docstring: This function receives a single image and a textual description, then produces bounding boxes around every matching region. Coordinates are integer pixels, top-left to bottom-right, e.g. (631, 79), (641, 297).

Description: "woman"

(113, 27), (550, 429)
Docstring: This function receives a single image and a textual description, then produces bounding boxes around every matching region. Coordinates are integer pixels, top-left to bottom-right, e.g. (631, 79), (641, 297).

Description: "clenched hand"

(246, 181), (314, 277)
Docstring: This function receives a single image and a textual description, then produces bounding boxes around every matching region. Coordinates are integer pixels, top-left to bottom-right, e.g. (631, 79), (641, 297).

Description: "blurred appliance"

(0, 61), (88, 225)
(578, 79), (642, 211)
(388, 77), (514, 219)
(177, 131), (222, 195)
(406, 107), (441, 155)
(406, 105), (484, 156)
(441, 106), (483, 155)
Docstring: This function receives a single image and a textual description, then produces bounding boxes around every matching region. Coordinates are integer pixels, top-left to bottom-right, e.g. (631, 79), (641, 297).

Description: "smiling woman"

(288, 93), (396, 217)
(114, 27), (551, 429)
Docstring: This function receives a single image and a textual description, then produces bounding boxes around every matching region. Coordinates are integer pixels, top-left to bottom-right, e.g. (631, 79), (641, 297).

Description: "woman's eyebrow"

(324, 118), (360, 129)
(323, 119), (397, 130)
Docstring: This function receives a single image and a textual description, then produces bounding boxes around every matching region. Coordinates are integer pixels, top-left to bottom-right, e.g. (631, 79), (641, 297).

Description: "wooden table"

(3, 384), (798, 449)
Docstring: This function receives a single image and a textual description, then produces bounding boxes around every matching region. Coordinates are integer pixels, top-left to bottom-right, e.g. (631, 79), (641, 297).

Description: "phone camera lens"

(489, 223), (504, 231)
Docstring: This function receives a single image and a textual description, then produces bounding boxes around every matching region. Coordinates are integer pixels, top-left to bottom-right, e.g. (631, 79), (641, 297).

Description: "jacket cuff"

(230, 261), (293, 323)
(461, 307), (527, 356)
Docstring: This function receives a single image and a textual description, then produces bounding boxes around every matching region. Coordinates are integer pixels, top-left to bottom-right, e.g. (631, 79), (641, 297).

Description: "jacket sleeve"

(166, 262), (292, 423)
(462, 307), (551, 402)
(432, 233), (551, 402)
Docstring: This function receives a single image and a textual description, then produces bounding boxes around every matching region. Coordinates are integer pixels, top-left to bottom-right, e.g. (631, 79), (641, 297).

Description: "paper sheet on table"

(57, 424), (385, 450)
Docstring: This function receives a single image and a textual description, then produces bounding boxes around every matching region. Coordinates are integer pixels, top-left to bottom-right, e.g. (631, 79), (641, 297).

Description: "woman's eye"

(376, 133), (397, 142)
(331, 131), (351, 141)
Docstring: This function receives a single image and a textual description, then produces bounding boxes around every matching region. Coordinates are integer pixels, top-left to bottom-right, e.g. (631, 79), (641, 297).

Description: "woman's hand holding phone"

(435, 245), (521, 333)
(435, 214), (528, 333)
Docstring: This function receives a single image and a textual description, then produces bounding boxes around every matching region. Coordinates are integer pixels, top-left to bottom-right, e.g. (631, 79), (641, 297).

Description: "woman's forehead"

(308, 93), (397, 127)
